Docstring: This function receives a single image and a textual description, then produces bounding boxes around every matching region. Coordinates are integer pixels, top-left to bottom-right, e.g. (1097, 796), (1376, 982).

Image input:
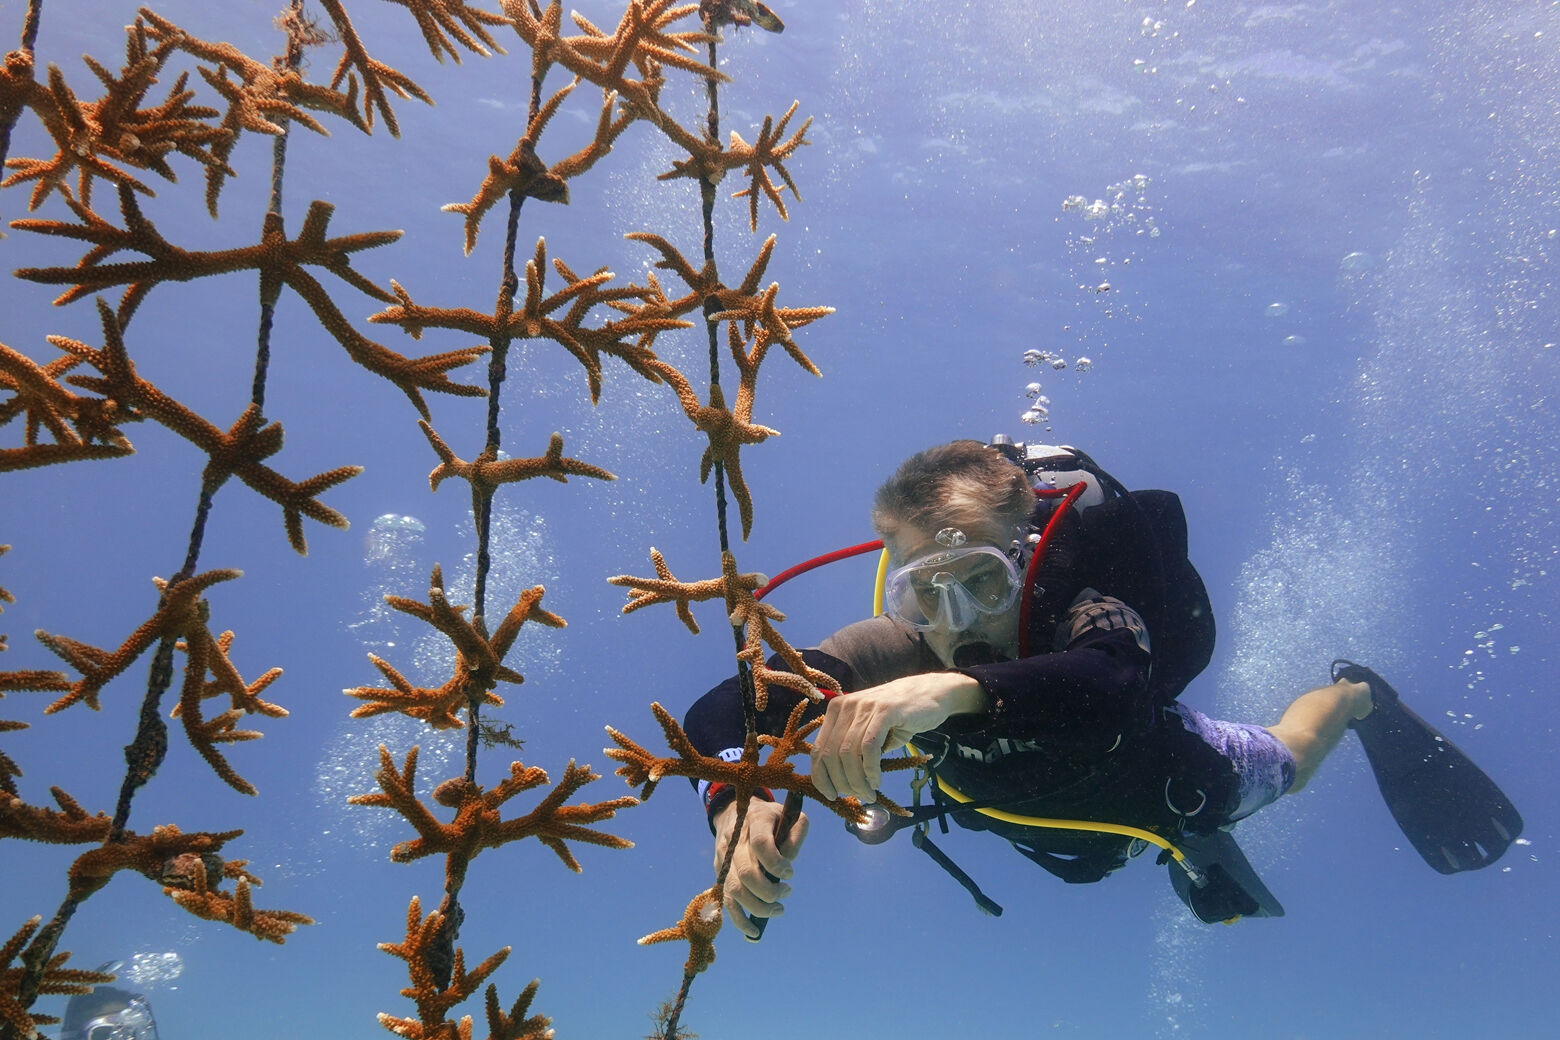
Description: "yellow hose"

(909, 745), (1191, 867)
(872, 547), (890, 615)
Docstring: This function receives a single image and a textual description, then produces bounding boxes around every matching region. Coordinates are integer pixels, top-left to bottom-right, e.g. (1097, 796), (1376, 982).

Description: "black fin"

(1333, 660), (1524, 873)
(1168, 828), (1285, 923)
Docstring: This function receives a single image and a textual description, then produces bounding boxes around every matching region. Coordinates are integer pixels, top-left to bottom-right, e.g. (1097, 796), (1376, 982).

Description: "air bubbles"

(1021, 406), (1049, 425)
(1339, 251), (1376, 272)
(1050, 358), (1068, 370)
(1282, 334), (1306, 347)
(1023, 348), (1044, 366)
(1075, 357), (1093, 371)
(365, 513), (426, 564)
(1265, 302), (1290, 318)
(121, 951), (184, 989)
(1024, 382), (1043, 397)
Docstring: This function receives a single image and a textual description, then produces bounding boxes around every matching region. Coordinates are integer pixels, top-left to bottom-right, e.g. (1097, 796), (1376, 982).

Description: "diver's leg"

(1265, 678), (1373, 792)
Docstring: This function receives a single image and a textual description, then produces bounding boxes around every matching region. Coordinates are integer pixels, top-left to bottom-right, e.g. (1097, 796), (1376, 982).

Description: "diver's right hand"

(713, 797), (809, 939)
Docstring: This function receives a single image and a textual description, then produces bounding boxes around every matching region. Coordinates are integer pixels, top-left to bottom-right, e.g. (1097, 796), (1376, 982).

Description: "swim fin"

(1333, 659), (1523, 874)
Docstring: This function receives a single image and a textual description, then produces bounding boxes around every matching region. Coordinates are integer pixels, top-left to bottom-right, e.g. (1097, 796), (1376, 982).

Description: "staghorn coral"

(503, 0), (725, 104)
(132, 6), (370, 213)
(4, 1), (832, 1035)
(45, 301), (360, 552)
(13, 187), (488, 416)
(375, 895), (548, 1040)
(659, 99), (810, 231)
(350, 745), (637, 884)
(608, 546), (765, 635)
(0, 785), (110, 845)
(171, 627), (286, 796)
(0, 21), (230, 212)
(0, 337), (136, 472)
(317, 0), (433, 137)
(33, 567), (242, 713)
(0, 916), (114, 1039)
(345, 564), (564, 729)
(638, 886), (722, 977)
(421, 425), (614, 492)
(605, 698), (914, 820)
(370, 236), (693, 403)
(386, 0), (512, 65)
(159, 844), (313, 943)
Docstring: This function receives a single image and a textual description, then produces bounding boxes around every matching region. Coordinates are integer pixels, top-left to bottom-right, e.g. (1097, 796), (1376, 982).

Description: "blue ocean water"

(1, 1), (1555, 1037)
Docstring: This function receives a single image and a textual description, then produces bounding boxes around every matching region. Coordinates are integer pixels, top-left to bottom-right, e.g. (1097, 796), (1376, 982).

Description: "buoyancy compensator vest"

(992, 437), (1216, 707)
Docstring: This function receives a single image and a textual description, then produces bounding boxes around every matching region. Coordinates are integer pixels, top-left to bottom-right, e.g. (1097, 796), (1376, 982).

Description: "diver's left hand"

(810, 672), (988, 804)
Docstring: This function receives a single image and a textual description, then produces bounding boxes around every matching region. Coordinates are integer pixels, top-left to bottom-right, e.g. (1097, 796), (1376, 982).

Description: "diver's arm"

(955, 592), (1153, 739)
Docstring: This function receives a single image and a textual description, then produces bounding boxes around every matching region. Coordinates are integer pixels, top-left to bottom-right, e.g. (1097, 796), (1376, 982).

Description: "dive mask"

(882, 535), (1023, 633)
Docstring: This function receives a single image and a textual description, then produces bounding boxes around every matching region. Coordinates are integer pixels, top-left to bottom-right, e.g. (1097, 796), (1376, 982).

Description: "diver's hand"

(811, 672), (988, 804)
(714, 798), (809, 940)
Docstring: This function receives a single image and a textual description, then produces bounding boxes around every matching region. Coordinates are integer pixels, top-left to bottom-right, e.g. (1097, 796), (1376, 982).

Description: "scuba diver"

(684, 439), (1524, 934)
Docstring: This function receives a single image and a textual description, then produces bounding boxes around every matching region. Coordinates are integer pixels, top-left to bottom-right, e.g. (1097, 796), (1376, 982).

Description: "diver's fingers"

(720, 871), (768, 939)
(726, 878), (784, 936)
(752, 810), (808, 878)
(732, 843), (791, 904)
(856, 707), (889, 797)
(835, 710), (878, 803)
(810, 697), (851, 801)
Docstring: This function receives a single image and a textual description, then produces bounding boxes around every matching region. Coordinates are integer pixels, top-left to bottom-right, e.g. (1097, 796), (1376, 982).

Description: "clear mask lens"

(884, 545), (1021, 632)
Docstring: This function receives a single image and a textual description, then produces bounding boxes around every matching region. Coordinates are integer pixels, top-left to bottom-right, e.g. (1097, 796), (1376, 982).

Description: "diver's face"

(882, 518), (1023, 667)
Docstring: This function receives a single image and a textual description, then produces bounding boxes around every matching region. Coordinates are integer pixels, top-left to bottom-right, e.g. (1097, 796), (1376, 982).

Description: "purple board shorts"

(1166, 704), (1298, 821)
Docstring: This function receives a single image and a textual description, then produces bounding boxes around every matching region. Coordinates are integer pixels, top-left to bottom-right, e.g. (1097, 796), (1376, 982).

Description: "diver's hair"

(872, 440), (1033, 547)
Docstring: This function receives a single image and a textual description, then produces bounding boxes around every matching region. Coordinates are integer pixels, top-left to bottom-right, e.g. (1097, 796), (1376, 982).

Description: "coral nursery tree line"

(0, 1), (897, 1037)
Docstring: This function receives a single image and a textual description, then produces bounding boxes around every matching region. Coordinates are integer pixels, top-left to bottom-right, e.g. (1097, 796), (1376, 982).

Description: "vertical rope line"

(467, 56), (544, 782)
(658, 25), (767, 1040)
(429, 46), (550, 998)
(251, 1), (304, 410)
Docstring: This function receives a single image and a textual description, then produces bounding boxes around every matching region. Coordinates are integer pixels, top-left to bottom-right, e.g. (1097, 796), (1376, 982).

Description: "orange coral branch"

(171, 628), (286, 796)
(0, 21), (233, 212)
(420, 424), (614, 493)
(159, 846), (313, 943)
(386, 0), (511, 64)
(134, 7), (369, 212)
(44, 301), (362, 552)
(377, 896), (512, 1039)
(0, 340), (136, 472)
(482, 978), (552, 1040)
(35, 568), (241, 714)
(346, 567), (564, 729)
(349, 747), (637, 889)
(606, 700), (917, 817)
(606, 547), (763, 635)
(638, 885), (721, 976)
(317, 0), (433, 137)
(0, 916), (114, 1037)
(0, 786), (111, 845)
(370, 238), (689, 403)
